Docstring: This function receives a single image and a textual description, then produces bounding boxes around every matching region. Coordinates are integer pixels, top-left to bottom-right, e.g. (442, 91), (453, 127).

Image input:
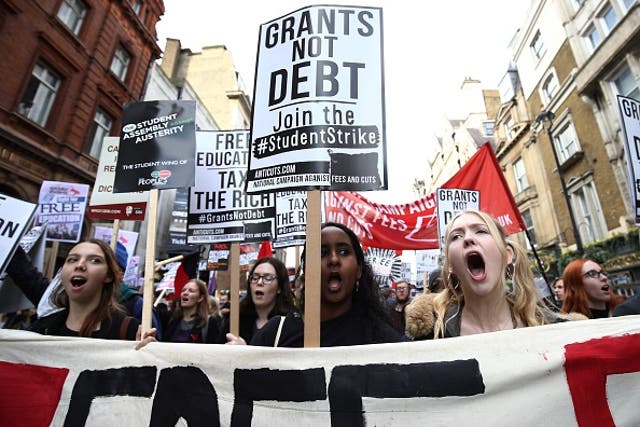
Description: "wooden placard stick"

(229, 242), (240, 337)
(45, 241), (59, 280)
(304, 190), (321, 348)
(141, 188), (159, 334)
(110, 219), (120, 252)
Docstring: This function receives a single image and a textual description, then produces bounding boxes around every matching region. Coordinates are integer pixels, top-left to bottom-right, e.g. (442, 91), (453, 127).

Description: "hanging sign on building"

(113, 100), (196, 193)
(247, 5), (387, 193)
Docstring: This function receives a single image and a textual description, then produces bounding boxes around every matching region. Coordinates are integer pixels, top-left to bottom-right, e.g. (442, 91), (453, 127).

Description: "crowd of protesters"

(2, 212), (639, 348)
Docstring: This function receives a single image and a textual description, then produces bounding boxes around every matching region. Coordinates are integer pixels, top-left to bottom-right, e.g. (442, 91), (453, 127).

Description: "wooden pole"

(110, 219), (120, 252)
(141, 189), (159, 334)
(229, 242), (240, 337)
(304, 190), (321, 347)
(45, 241), (59, 280)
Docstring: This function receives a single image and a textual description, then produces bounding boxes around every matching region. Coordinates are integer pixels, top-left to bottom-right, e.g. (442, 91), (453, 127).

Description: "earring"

(505, 261), (516, 295)
(447, 272), (460, 291)
(355, 279), (360, 292)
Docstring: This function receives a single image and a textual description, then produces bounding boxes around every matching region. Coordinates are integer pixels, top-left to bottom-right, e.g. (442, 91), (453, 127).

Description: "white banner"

(1, 317), (638, 426)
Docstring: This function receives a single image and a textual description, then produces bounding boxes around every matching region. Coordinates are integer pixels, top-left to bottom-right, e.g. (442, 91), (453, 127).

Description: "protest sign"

(273, 191), (307, 248)
(35, 181), (89, 243)
(247, 5), (387, 193)
(364, 247), (402, 287)
(0, 194), (37, 276)
(88, 137), (147, 220)
(617, 95), (640, 224)
(93, 226), (139, 261)
(188, 131), (275, 243)
(114, 100), (196, 193)
(325, 143), (524, 249)
(436, 188), (480, 248)
(0, 317), (638, 426)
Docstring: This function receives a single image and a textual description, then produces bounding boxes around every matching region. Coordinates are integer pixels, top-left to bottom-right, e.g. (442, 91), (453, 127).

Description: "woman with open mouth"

(6, 239), (146, 341)
(163, 278), (221, 343)
(405, 210), (556, 339)
(561, 258), (614, 318)
(237, 222), (403, 347)
(221, 257), (295, 344)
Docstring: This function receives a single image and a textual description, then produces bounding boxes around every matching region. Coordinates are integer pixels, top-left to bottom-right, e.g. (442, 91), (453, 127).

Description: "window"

(570, 0), (584, 11)
(611, 63), (640, 100)
(504, 116), (514, 140)
(584, 24), (601, 51)
(541, 72), (559, 104)
(513, 158), (529, 192)
(521, 209), (536, 248)
(553, 122), (580, 163)
(131, 0), (142, 14)
(18, 63), (61, 127)
(483, 121), (495, 137)
(87, 109), (113, 158)
(57, 0), (86, 35)
(530, 30), (546, 60)
(571, 181), (606, 244)
(621, 0), (636, 11)
(599, 3), (619, 35)
(110, 45), (130, 82)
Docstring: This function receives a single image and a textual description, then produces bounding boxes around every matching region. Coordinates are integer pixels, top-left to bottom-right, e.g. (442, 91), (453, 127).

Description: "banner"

(247, 5), (387, 193)
(36, 181), (89, 243)
(616, 95), (640, 224)
(114, 100), (196, 193)
(188, 131), (275, 243)
(325, 143), (525, 250)
(88, 137), (147, 221)
(0, 317), (638, 426)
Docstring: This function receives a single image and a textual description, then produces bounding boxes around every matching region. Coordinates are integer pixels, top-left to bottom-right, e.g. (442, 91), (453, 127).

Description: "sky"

(156, 0), (532, 204)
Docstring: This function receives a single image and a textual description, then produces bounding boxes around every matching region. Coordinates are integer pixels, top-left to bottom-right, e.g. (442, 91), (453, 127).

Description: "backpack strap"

(274, 316), (286, 347)
(120, 316), (133, 340)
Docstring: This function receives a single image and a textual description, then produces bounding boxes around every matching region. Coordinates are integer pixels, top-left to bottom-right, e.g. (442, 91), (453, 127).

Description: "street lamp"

(535, 110), (584, 255)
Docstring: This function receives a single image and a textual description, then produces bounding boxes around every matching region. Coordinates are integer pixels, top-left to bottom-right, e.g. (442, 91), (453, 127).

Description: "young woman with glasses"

(220, 257), (295, 343)
(562, 258), (614, 318)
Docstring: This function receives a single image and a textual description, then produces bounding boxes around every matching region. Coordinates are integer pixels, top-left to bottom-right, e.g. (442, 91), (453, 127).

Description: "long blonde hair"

(432, 210), (546, 338)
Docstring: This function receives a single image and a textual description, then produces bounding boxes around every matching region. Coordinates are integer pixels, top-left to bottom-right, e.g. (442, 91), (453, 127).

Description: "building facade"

(0, 0), (163, 234)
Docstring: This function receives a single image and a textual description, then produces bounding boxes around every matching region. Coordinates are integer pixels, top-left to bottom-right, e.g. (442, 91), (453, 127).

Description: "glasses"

(250, 274), (277, 284)
(583, 270), (608, 279)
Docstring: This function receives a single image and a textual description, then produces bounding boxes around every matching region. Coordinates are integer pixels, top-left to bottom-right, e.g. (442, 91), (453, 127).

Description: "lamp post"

(535, 110), (584, 255)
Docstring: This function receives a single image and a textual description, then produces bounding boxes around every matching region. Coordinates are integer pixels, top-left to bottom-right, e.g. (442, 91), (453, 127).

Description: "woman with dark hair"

(221, 257), (295, 343)
(562, 258), (612, 318)
(233, 222), (403, 347)
(163, 279), (221, 343)
(6, 239), (142, 340)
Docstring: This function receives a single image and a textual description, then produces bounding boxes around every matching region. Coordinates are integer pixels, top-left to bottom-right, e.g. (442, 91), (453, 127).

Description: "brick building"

(0, 0), (164, 239)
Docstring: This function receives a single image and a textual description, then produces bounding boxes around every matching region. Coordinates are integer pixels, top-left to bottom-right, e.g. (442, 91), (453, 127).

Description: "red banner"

(324, 143), (525, 250)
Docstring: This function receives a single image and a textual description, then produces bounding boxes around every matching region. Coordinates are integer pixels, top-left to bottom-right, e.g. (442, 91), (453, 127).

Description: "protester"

(553, 277), (564, 307)
(427, 267), (444, 293)
(6, 239), (153, 343)
(208, 295), (221, 317)
(162, 278), (221, 343)
(218, 291), (230, 319)
(220, 257), (295, 344)
(405, 210), (559, 339)
(561, 258), (612, 318)
(233, 222), (404, 347)
(386, 280), (412, 334)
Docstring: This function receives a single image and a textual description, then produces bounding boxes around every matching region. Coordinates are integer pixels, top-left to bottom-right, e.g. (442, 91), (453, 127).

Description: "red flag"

(167, 251), (199, 300)
(324, 143), (525, 250)
(257, 241), (273, 259)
